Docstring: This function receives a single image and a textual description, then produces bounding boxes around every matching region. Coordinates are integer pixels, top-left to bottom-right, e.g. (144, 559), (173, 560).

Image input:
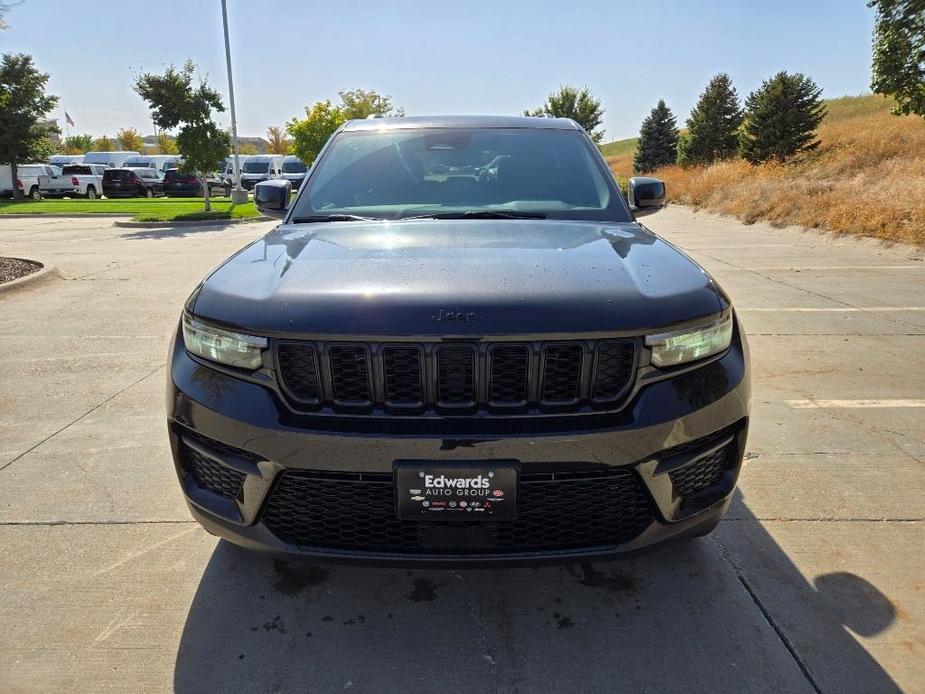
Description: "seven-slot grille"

(276, 339), (637, 414)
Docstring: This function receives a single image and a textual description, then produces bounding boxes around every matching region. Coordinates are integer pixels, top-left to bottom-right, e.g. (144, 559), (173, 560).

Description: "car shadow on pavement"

(172, 490), (900, 694)
(118, 223), (255, 241)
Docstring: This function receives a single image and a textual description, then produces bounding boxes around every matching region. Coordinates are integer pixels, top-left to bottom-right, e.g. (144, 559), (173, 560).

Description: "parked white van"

(123, 155), (183, 172)
(240, 154), (284, 190)
(49, 154), (84, 168)
(83, 151), (141, 168)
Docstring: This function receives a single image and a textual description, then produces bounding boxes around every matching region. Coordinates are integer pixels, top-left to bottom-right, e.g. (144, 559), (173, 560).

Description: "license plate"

(395, 461), (518, 521)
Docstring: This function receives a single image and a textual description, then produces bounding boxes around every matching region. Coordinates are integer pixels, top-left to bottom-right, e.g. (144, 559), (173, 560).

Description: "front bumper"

(167, 326), (750, 565)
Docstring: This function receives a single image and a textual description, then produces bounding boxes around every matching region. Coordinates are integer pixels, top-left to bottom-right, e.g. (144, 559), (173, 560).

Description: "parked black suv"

(102, 167), (164, 198)
(168, 116), (749, 564)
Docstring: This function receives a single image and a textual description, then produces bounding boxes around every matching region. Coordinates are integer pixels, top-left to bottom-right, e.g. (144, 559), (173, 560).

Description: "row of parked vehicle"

(1, 152), (309, 200)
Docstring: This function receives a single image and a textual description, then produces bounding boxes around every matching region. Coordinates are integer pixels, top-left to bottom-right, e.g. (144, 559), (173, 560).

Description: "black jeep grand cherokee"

(167, 115), (749, 564)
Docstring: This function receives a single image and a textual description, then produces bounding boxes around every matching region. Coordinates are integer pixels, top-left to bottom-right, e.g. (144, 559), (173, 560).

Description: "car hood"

(190, 219), (723, 336)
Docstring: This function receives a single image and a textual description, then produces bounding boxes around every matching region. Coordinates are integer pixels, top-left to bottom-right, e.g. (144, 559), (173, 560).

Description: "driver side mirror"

(254, 179), (292, 219)
(627, 176), (666, 217)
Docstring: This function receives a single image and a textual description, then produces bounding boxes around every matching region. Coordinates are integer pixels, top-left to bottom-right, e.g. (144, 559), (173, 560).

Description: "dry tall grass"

(607, 95), (925, 245)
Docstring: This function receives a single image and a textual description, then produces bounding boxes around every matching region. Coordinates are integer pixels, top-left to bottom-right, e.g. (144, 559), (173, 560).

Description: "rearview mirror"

(627, 176), (666, 217)
(255, 179), (292, 219)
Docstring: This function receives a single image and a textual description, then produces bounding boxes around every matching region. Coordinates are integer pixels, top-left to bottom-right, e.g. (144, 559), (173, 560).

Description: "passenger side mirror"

(255, 179), (292, 219)
(627, 176), (666, 217)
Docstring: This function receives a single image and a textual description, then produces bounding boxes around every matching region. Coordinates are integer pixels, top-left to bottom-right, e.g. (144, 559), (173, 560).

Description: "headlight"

(646, 314), (733, 368)
(182, 315), (267, 370)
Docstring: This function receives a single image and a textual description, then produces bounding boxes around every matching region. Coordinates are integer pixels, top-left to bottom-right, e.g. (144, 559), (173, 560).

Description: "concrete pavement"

(0, 208), (922, 693)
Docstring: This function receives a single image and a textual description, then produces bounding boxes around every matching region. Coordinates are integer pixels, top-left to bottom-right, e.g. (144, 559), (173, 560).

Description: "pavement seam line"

(451, 570), (500, 692)
(710, 534), (824, 694)
(704, 254), (922, 331)
(0, 520), (196, 526)
(0, 363), (165, 474)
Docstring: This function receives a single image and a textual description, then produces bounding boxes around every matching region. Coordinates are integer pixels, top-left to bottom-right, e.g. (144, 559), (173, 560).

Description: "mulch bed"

(0, 257), (42, 284)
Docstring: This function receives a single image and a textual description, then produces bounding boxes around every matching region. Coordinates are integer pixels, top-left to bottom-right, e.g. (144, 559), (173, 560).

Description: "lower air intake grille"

(668, 446), (730, 499)
(187, 448), (246, 500)
(261, 469), (655, 554)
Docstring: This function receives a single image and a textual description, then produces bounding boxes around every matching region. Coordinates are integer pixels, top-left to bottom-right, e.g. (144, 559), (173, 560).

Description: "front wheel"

(145, 188), (154, 198)
(30, 186), (42, 201)
(86, 186), (97, 200)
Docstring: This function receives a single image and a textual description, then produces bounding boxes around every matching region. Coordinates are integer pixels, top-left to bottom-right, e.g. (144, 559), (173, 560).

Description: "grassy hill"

(599, 137), (638, 158)
(607, 94), (925, 245)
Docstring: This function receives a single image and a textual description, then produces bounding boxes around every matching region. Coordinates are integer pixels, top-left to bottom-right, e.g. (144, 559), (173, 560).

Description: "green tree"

(525, 85), (605, 143)
(0, 53), (59, 199)
(677, 73), (743, 166)
(116, 127), (145, 152)
(338, 88), (403, 119)
(869, 0), (925, 117)
(287, 100), (347, 164)
(92, 135), (114, 151)
(738, 72), (826, 164)
(633, 99), (678, 173)
(134, 61), (229, 211)
(155, 132), (178, 154)
(63, 133), (93, 153)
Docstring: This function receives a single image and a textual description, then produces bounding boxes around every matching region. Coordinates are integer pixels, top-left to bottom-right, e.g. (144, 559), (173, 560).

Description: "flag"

(65, 111), (75, 127)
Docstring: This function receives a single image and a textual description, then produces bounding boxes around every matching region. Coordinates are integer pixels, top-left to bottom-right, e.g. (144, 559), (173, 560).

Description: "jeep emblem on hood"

(433, 309), (481, 325)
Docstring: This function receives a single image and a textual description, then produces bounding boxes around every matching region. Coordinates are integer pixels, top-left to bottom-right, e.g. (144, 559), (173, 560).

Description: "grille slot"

(382, 345), (424, 407)
(489, 345), (530, 406)
(261, 468), (654, 554)
(541, 344), (583, 404)
(277, 343), (321, 403)
(328, 345), (371, 405)
(435, 345), (477, 407)
(592, 340), (636, 401)
(668, 446), (730, 499)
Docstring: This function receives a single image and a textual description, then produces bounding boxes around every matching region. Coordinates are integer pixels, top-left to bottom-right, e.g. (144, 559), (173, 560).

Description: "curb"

(0, 213), (132, 219)
(113, 216), (272, 229)
(0, 257), (58, 295)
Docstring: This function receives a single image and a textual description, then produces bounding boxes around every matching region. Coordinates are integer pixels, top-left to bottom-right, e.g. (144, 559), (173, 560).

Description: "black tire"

(145, 188), (154, 198)
(86, 186), (97, 200)
(30, 186), (41, 201)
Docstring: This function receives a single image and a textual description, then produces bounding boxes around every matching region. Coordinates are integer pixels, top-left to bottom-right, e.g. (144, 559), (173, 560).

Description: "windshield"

(243, 161), (269, 173)
(292, 127), (628, 222)
(282, 160), (307, 173)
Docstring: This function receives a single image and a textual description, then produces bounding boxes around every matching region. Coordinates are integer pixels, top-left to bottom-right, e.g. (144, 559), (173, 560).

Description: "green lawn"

(599, 136), (638, 158)
(0, 197), (260, 222)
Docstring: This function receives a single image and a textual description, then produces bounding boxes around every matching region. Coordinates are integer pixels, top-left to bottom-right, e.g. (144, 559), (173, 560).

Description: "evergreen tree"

(633, 99), (678, 173)
(739, 72), (826, 163)
(677, 73), (742, 166)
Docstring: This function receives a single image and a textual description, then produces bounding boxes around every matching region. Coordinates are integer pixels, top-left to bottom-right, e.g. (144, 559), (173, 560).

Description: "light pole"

(221, 0), (248, 204)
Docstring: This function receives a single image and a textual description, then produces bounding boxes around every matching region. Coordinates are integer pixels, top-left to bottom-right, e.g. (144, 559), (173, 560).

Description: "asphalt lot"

(0, 207), (922, 693)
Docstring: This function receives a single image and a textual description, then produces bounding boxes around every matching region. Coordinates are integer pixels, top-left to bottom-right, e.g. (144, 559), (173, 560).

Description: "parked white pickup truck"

(60, 163), (108, 199)
(1, 164), (75, 199)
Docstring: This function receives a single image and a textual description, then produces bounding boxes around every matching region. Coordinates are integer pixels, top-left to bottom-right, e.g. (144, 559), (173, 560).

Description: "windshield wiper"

(401, 210), (547, 221)
(290, 214), (378, 223)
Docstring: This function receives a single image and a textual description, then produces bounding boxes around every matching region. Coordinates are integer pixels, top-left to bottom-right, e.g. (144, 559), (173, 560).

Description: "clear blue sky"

(2, 0), (877, 142)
